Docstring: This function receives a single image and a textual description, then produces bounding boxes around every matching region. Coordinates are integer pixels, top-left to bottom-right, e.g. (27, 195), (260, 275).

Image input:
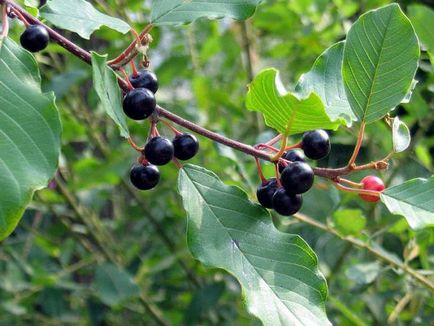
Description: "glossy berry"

(173, 134), (199, 161)
(302, 129), (331, 160)
(20, 25), (49, 53)
(278, 149), (305, 173)
(144, 137), (174, 166)
(130, 164), (160, 190)
(359, 176), (385, 202)
(256, 178), (278, 209)
(123, 88), (156, 120)
(281, 161), (314, 194)
(272, 188), (303, 216)
(129, 69), (159, 94)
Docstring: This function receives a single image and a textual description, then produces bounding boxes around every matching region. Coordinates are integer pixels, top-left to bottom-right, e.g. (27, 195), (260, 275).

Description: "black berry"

(129, 69), (159, 94)
(20, 25), (49, 53)
(144, 137), (174, 166)
(281, 161), (314, 194)
(256, 178), (278, 209)
(173, 134), (199, 161)
(272, 188), (303, 216)
(301, 129), (331, 160)
(278, 149), (305, 173)
(123, 88), (156, 120)
(130, 164), (160, 190)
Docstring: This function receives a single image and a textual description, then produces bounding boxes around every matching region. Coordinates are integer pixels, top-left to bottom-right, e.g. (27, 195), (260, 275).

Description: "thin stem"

(130, 60), (138, 77)
(294, 213), (434, 292)
(284, 142), (302, 151)
(255, 143), (279, 153)
(271, 135), (287, 161)
(334, 182), (381, 198)
(1, 4), (9, 38)
(128, 137), (144, 152)
(9, 6), (29, 27)
(119, 67), (134, 90)
(348, 121), (366, 167)
(337, 177), (363, 188)
(255, 157), (266, 183)
(161, 119), (182, 136)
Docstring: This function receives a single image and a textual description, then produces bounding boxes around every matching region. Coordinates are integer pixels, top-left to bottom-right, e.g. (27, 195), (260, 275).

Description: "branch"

(3, 0), (389, 182)
(293, 213), (434, 292)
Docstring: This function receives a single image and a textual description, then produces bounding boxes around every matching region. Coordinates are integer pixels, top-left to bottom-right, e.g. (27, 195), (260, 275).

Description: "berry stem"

(336, 177), (363, 188)
(1, 4), (9, 38)
(284, 142), (302, 151)
(274, 163), (282, 188)
(130, 60), (139, 77)
(128, 137), (144, 153)
(254, 158), (266, 183)
(264, 134), (283, 146)
(119, 67), (134, 90)
(172, 157), (183, 170)
(348, 121), (366, 168)
(334, 182), (381, 198)
(255, 143), (280, 152)
(9, 6), (29, 27)
(161, 119), (183, 136)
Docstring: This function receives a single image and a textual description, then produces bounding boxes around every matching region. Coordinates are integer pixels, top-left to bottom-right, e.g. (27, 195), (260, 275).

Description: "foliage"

(0, 0), (433, 325)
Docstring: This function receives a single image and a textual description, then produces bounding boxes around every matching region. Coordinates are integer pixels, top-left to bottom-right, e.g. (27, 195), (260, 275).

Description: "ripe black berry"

(20, 25), (49, 53)
(272, 188), (303, 216)
(129, 69), (159, 94)
(123, 88), (156, 120)
(281, 161), (314, 194)
(144, 137), (174, 166)
(256, 178), (278, 209)
(301, 129), (331, 160)
(130, 164), (160, 190)
(278, 149), (305, 173)
(173, 134), (199, 161)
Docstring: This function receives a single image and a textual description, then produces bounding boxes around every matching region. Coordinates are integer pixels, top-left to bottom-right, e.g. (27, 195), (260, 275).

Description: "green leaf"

(342, 4), (419, 124)
(408, 5), (434, 55)
(332, 209), (366, 236)
(178, 164), (330, 326)
(246, 68), (346, 135)
(391, 117), (411, 153)
(94, 263), (140, 306)
(0, 38), (61, 240)
(381, 176), (434, 230)
(346, 262), (382, 285)
(151, 0), (263, 25)
(296, 42), (356, 126)
(40, 0), (130, 39)
(91, 52), (129, 139)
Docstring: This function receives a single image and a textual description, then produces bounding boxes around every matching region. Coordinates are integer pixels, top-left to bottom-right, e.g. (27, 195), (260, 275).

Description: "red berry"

(359, 176), (385, 202)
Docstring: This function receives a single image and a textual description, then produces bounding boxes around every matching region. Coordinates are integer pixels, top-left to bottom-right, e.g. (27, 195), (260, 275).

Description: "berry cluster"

(257, 130), (330, 216)
(20, 24), (50, 53)
(123, 71), (200, 190)
(130, 134), (199, 190)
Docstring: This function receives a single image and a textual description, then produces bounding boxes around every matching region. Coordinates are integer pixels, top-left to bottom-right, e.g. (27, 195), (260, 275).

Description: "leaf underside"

(178, 164), (330, 326)
(0, 38), (61, 240)
(151, 0), (263, 25)
(246, 68), (346, 135)
(40, 0), (130, 39)
(342, 4), (420, 124)
(381, 176), (434, 230)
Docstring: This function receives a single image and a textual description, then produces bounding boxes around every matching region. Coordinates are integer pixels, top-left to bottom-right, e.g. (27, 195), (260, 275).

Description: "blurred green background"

(0, 0), (433, 324)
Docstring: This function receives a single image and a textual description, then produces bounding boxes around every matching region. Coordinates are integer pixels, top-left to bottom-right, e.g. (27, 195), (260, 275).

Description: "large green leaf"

(0, 38), (61, 240)
(342, 4), (419, 124)
(381, 176), (434, 230)
(94, 263), (140, 306)
(296, 42), (356, 126)
(151, 0), (263, 25)
(408, 5), (434, 56)
(178, 164), (330, 326)
(91, 52), (129, 139)
(40, 0), (130, 39)
(246, 68), (346, 135)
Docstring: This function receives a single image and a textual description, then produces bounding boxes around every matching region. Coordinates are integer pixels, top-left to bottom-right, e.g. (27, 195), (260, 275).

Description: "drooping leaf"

(381, 176), (434, 230)
(246, 68), (346, 135)
(391, 117), (411, 153)
(91, 52), (129, 139)
(151, 0), (263, 25)
(408, 5), (434, 55)
(0, 38), (61, 240)
(178, 164), (330, 326)
(40, 0), (130, 39)
(94, 263), (140, 306)
(342, 4), (419, 124)
(296, 42), (356, 126)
